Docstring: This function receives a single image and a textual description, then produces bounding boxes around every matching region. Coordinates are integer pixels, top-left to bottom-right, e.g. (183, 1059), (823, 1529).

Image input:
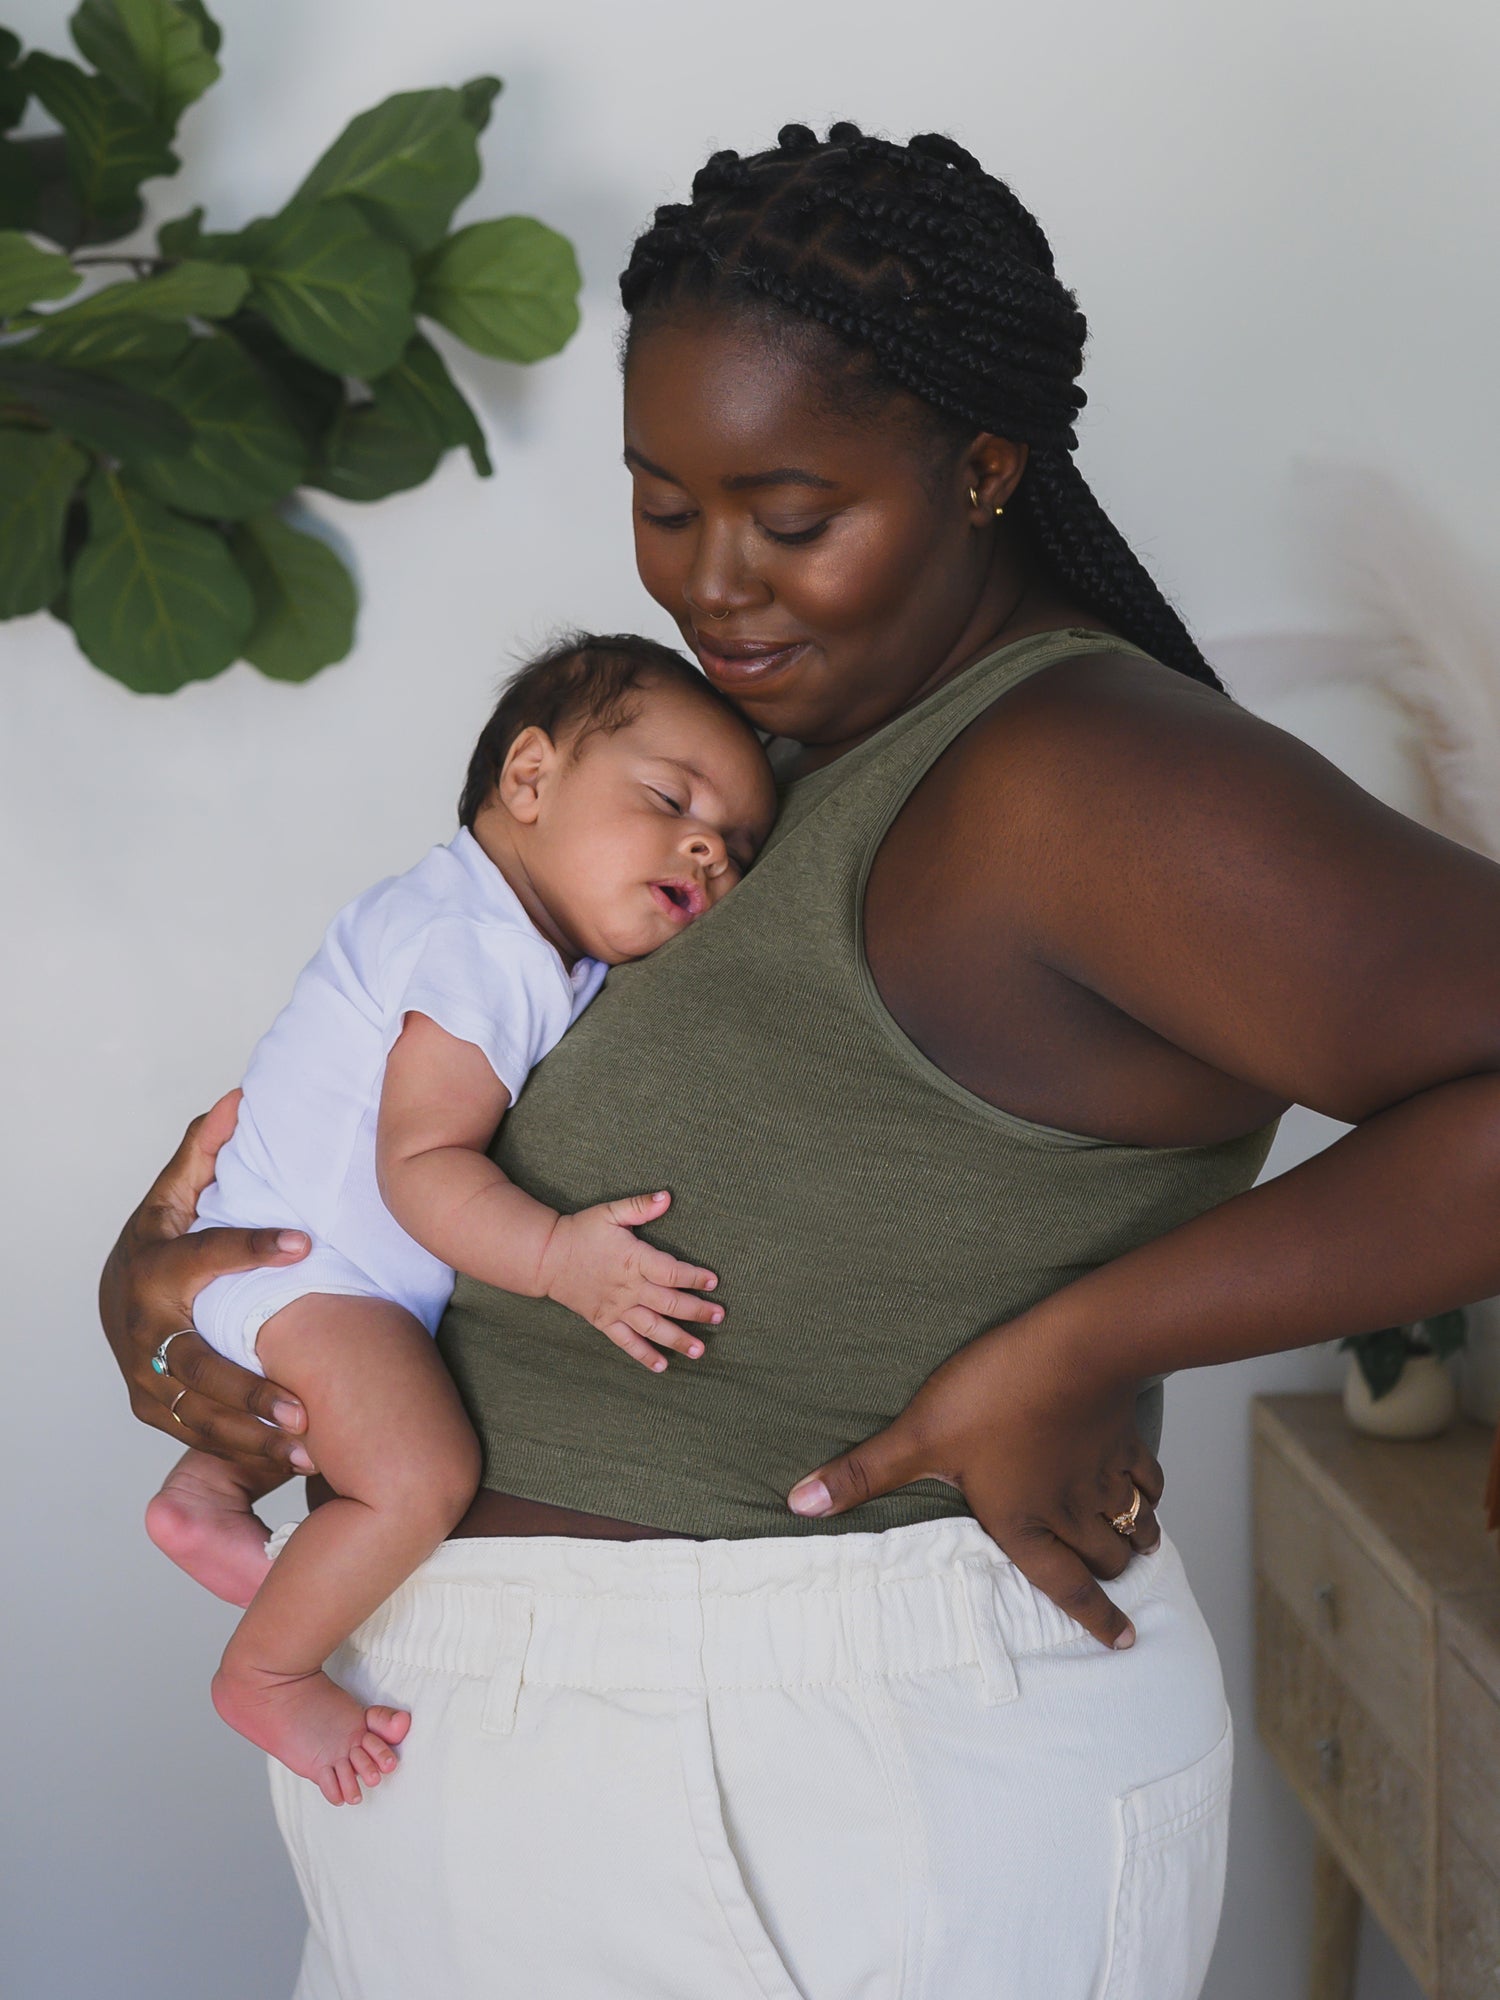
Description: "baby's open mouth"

(650, 880), (705, 924)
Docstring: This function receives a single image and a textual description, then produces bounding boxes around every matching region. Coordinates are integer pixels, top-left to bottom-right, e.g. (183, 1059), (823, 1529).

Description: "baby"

(146, 632), (777, 1806)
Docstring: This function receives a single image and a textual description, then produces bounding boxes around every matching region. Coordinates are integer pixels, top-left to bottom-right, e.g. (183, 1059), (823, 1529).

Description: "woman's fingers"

(160, 1334), (311, 1453)
(162, 1386), (317, 1470)
(1003, 1525), (1139, 1651)
(139, 1093), (246, 1240)
(787, 1418), (927, 1520)
(174, 1221), (311, 1293)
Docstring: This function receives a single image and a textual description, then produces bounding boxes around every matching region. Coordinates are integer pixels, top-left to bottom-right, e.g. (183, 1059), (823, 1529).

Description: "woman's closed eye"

(637, 508), (830, 548)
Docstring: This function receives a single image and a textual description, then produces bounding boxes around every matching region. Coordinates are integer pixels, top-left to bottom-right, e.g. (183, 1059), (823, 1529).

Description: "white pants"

(270, 1518), (1233, 2000)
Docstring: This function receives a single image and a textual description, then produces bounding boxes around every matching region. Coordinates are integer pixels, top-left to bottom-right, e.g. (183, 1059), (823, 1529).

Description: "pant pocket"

(673, 1693), (810, 2000)
(1097, 1707), (1234, 2000)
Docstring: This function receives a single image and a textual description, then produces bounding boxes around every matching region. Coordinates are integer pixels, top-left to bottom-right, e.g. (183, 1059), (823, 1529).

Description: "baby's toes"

(351, 1740), (385, 1788)
(360, 1728), (399, 1776)
(317, 1766), (346, 1808)
(333, 1756), (362, 1806)
(366, 1704), (410, 1749)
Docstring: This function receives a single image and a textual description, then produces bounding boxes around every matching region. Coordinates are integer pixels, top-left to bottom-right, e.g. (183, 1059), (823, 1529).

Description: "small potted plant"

(1340, 1309), (1469, 1439)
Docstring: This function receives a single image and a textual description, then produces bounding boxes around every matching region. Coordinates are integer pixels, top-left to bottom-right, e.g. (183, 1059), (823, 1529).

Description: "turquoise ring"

(150, 1329), (192, 1378)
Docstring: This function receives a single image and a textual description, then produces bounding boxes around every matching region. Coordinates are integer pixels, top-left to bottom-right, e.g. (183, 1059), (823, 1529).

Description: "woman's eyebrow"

(623, 447), (836, 493)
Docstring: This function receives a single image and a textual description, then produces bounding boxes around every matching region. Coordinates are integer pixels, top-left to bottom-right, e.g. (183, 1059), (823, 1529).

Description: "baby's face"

(531, 680), (778, 964)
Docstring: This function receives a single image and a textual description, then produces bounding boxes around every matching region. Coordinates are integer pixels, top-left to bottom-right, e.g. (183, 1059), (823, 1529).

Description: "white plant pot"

(1343, 1349), (1458, 1439)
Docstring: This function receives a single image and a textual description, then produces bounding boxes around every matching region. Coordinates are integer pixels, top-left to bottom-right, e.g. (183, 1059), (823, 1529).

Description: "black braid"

(620, 122), (1221, 691)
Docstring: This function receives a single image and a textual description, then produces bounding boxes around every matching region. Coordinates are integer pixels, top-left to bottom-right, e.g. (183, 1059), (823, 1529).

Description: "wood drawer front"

(1255, 1577), (1433, 1973)
(1254, 1434), (1429, 1765)
(1441, 1645), (1500, 1875)
(1442, 1826), (1500, 1997)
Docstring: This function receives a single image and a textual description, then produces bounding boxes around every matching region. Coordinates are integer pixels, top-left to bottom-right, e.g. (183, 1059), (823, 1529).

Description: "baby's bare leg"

(211, 1295), (481, 1806)
(147, 1449), (287, 1608)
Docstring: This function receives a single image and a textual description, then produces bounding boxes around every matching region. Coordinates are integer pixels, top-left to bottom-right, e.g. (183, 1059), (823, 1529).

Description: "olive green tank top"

(437, 628), (1280, 1537)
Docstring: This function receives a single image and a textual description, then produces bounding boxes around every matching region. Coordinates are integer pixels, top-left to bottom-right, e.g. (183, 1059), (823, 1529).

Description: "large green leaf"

(0, 351), (190, 458)
(458, 76), (502, 134)
(306, 399), (442, 501)
(416, 217), (580, 363)
(175, 1), (220, 58)
(232, 510), (355, 680)
(0, 231), (80, 316)
(224, 309), (343, 453)
(120, 332), (306, 517)
(20, 53), (177, 239)
(237, 200), (414, 378)
(0, 429), (88, 617)
(155, 201), (201, 255)
(14, 312), (189, 369)
(20, 258), (247, 354)
(0, 131), (146, 247)
(0, 135), (41, 230)
(373, 333), (490, 476)
(68, 468), (253, 690)
(0, 31), (27, 134)
(69, 0), (218, 130)
(292, 87), (482, 255)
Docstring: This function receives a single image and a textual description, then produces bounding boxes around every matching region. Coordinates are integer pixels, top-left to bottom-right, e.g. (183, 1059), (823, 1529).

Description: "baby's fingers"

(603, 1308), (704, 1370)
(642, 1282), (722, 1328)
(604, 1189), (672, 1229)
(639, 1246), (718, 1294)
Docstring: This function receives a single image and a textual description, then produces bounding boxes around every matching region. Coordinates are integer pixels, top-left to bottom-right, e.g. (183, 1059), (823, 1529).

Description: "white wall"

(5, 2), (1496, 1994)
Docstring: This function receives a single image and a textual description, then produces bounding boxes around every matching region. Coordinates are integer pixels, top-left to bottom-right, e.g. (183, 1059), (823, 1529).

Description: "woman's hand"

(100, 1092), (317, 1472)
(787, 1306), (1163, 1651)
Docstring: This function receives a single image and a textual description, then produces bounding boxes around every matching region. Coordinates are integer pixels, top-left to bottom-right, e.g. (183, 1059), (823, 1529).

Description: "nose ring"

(707, 608), (730, 620)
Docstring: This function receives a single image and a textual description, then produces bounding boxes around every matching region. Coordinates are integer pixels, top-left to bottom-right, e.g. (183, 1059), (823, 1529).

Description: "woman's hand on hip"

(787, 1309), (1163, 1651)
(99, 1091), (317, 1471)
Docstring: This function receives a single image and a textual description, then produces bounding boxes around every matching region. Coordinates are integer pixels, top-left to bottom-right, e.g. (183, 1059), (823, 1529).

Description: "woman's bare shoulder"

(917, 644), (1500, 1122)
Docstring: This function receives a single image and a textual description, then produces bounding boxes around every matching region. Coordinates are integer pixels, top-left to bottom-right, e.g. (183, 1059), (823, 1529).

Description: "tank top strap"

(774, 625), (1153, 839)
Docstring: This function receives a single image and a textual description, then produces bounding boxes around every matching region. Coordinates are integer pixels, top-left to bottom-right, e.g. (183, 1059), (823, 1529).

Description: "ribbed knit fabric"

(436, 629), (1280, 1537)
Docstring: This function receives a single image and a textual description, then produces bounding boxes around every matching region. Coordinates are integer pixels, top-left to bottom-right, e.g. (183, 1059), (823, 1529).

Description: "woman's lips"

(692, 633), (809, 689)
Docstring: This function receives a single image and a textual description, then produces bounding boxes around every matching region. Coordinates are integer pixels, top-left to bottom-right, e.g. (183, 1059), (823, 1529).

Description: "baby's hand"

(537, 1191), (722, 1371)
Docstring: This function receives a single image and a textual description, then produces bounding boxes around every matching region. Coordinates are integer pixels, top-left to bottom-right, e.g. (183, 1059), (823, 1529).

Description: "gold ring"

(1109, 1483), (1143, 1536)
(169, 1388), (190, 1428)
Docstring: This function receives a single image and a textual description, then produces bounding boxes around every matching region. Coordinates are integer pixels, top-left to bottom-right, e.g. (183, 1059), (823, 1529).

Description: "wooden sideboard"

(1252, 1393), (1500, 1998)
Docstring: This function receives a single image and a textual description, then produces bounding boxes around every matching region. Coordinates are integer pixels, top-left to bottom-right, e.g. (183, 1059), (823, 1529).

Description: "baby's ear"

(498, 725), (557, 824)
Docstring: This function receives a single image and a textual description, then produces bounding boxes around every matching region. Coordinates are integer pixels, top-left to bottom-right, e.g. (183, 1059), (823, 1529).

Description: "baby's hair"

(458, 631), (753, 829)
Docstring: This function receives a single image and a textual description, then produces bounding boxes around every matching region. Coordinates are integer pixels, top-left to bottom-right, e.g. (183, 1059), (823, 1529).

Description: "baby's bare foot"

(146, 1450), (273, 1608)
(212, 1664), (410, 1805)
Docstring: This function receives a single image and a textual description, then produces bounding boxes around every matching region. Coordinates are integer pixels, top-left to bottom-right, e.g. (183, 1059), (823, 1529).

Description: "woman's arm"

(100, 1091), (316, 1468)
(793, 658), (1500, 1646)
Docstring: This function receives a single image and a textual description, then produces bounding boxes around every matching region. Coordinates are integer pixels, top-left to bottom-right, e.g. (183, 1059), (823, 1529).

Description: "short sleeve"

(385, 917), (573, 1101)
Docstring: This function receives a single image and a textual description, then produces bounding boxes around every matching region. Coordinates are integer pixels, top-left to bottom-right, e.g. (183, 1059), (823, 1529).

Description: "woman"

(102, 125), (1500, 1998)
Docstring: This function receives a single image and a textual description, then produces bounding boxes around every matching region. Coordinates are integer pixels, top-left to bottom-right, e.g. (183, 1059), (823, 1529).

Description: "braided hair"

(620, 122), (1220, 691)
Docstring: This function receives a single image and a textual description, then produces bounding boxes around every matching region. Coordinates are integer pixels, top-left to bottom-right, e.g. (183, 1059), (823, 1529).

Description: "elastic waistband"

(316, 1517), (1177, 1732)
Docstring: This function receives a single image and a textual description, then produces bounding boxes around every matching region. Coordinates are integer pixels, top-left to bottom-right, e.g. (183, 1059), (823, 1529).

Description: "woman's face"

(623, 311), (1022, 750)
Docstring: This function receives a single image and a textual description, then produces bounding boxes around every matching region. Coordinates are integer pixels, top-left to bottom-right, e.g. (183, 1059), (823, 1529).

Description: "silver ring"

(150, 1328), (193, 1378)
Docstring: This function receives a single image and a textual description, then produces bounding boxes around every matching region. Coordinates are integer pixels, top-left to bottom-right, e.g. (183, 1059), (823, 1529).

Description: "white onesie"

(191, 828), (605, 1375)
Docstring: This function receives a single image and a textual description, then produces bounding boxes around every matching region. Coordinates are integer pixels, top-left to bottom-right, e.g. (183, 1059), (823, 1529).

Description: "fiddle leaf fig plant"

(1339, 1308), (1469, 1402)
(0, 2), (580, 691)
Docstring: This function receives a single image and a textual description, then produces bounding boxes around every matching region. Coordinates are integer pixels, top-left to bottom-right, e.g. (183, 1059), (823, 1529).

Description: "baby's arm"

(376, 1012), (722, 1369)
